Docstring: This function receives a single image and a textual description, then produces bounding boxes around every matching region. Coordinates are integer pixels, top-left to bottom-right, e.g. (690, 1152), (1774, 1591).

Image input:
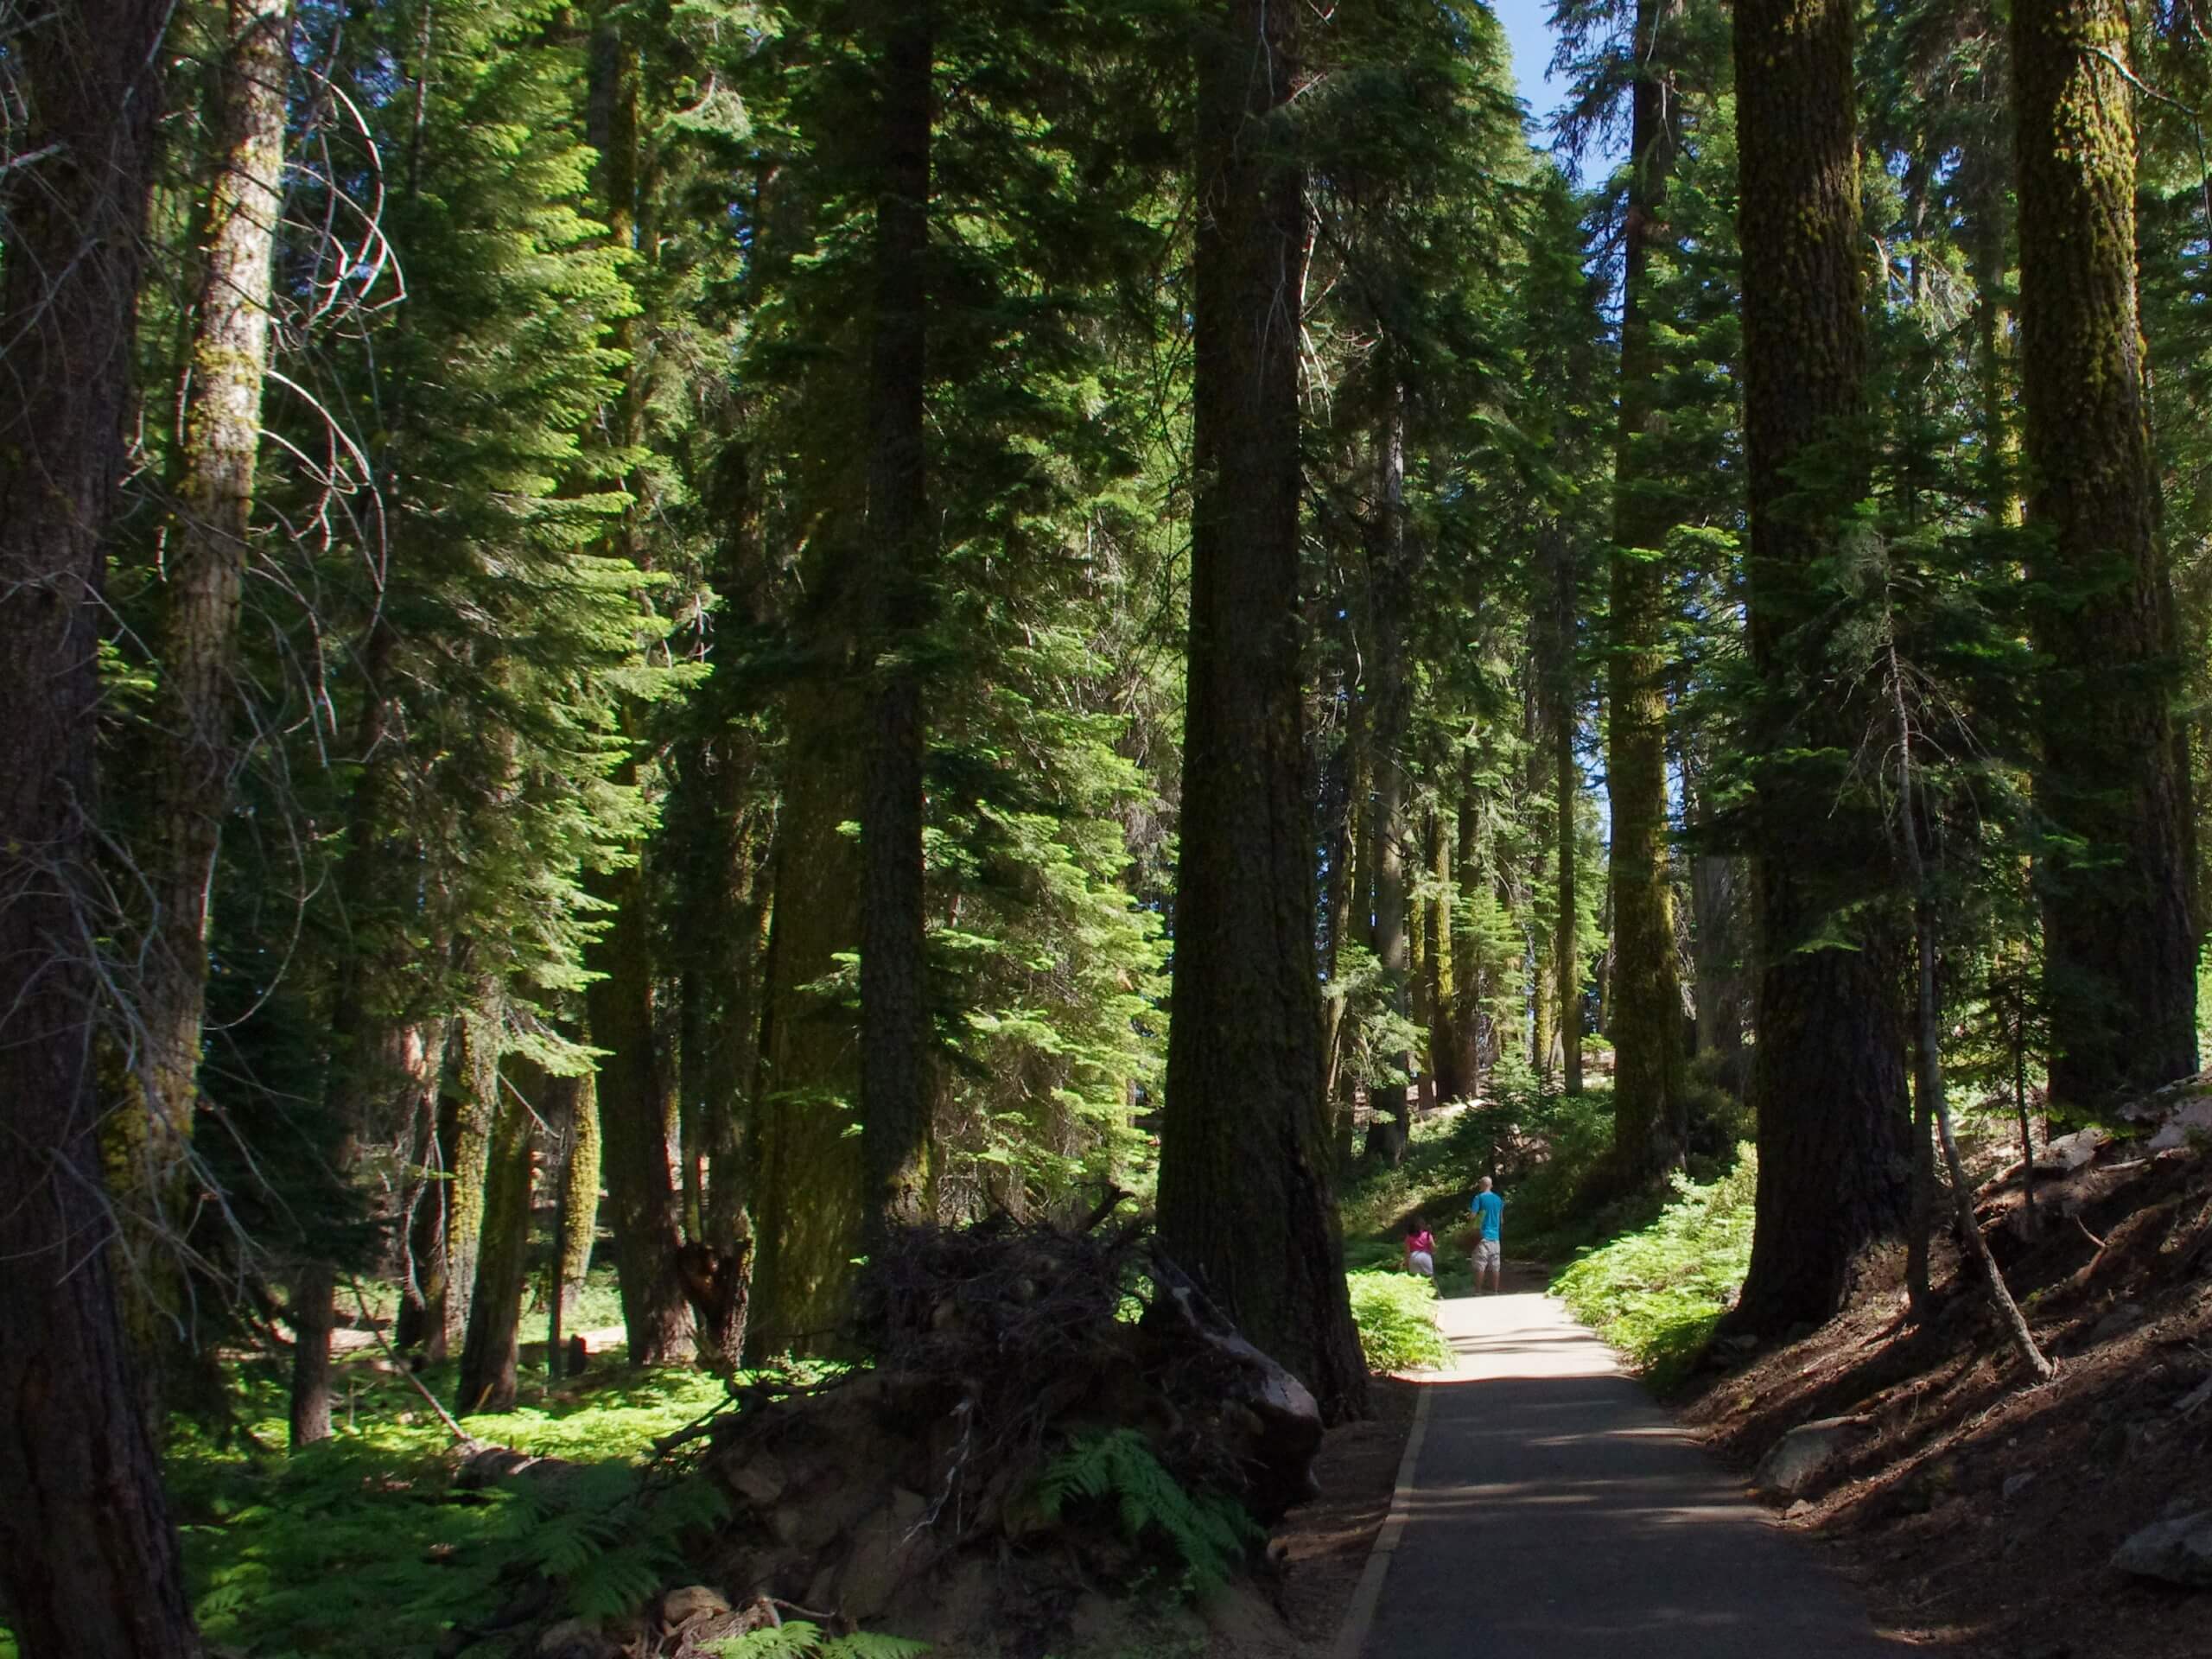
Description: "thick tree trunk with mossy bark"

(558, 1071), (602, 1295)
(437, 1011), (504, 1358)
(1159, 0), (1368, 1425)
(461, 1059), (539, 1414)
(0, 3), (200, 1650)
(749, 650), (869, 1357)
(1727, 0), (1910, 1336)
(2014, 0), (2198, 1111)
(137, 0), (290, 1192)
(1605, 0), (1688, 1181)
(860, 0), (936, 1243)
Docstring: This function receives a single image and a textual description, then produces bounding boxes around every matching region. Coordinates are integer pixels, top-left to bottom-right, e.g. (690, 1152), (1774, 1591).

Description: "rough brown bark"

(1727, 0), (1910, 1335)
(1157, 0), (1368, 1424)
(2013, 0), (2197, 1109)
(860, 0), (935, 1242)
(1605, 0), (1688, 1178)
(0, 3), (200, 1652)
(137, 0), (290, 1185)
(287, 1262), (336, 1449)
(583, 860), (693, 1364)
(747, 669), (868, 1355)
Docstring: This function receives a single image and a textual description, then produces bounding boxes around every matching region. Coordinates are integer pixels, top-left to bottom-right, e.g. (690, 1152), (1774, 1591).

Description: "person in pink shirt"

(1402, 1218), (1437, 1279)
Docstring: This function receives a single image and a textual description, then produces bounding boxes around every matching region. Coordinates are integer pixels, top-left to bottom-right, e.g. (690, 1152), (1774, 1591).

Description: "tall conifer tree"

(2013, 0), (2197, 1108)
(1157, 0), (1367, 1422)
(1727, 0), (1910, 1332)
(0, 0), (200, 1649)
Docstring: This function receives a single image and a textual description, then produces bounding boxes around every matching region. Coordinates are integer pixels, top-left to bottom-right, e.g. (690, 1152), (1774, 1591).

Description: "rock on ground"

(2111, 1510), (2212, 1589)
(1751, 1416), (1872, 1498)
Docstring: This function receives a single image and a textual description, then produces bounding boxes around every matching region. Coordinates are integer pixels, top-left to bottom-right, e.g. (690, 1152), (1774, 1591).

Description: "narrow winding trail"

(1349, 1281), (1927, 1658)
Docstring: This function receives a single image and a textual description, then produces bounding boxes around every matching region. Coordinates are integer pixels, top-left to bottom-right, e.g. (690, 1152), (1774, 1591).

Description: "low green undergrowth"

(1552, 1145), (1757, 1387)
(1345, 1269), (1453, 1372)
(166, 1358), (737, 1656)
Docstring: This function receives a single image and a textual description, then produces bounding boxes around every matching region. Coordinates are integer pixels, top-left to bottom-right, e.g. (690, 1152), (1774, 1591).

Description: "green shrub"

(1345, 1269), (1453, 1372)
(1552, 1144), (1757, 1386)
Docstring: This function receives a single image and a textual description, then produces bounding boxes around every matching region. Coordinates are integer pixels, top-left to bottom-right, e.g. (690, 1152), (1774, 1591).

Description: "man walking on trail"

(1469, 1177), (1503, 1294)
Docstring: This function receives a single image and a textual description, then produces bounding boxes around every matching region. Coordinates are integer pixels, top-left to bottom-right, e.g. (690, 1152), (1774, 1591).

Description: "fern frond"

(708, 1619), (824, 1659)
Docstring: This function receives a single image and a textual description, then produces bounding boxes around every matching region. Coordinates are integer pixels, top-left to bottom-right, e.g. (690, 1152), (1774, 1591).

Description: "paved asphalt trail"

(1357, 1284), (1926, 1658)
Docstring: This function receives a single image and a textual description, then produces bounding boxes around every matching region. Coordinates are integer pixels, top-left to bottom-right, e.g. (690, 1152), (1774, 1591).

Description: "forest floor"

(1263, 1375), (1418, 1653)
(1675, 1136), (2212, 1659)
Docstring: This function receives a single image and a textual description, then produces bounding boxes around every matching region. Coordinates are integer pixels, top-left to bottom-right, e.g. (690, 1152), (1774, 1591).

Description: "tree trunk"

(1727, 0), (1910, 1335)
(1320, 718), (1360, 1120)
(0, 3), (200, 1651)
(583, 859), (693, 1364)
(286, 1261), (336, 1449)
(1967, 168), (2023, 531)
(1905, 1039), (1936, 1321)
(1606, 0), (1688, 1179)
(748, 666), (868, 1357)
(1422, 804), (1459, 1104)
(137, 0), (290, 1183)
(397, 1077), (456, 1357)
(2014, 0), (2198, 1110)
(1158, 0), (1368, 1425)
(1888, 639), (2051, 1380)
(1556, 593), (1584, 1096)
(433, 1015), (504, 1359)
(861, 0), (936, 1242)
(1450, 760), (1488, 1093)
(1360, 393), (1415, 1166)
(460, 1061), (538, 1414)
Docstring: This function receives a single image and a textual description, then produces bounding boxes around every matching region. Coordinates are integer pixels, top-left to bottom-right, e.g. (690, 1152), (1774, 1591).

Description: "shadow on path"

(1357, 1289), (1935, 1658)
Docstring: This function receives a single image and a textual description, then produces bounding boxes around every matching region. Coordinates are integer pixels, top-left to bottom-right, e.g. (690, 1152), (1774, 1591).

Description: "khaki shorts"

(1471, 1238), (1501, 1273)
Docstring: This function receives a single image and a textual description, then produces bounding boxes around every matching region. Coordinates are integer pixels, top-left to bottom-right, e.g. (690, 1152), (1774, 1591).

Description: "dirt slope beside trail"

(1680, 1140), (2212, 1659)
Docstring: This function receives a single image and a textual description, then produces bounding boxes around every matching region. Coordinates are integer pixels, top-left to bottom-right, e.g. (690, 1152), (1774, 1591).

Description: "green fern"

(819, 1630), (932, 1659)
(710, 1619), (929, 1659)
(1035, 1429), (1261, 1592)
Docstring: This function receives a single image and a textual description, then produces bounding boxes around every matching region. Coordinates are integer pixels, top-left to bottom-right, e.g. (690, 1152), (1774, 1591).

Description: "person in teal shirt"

(1469, 1177), (1503, 1294)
